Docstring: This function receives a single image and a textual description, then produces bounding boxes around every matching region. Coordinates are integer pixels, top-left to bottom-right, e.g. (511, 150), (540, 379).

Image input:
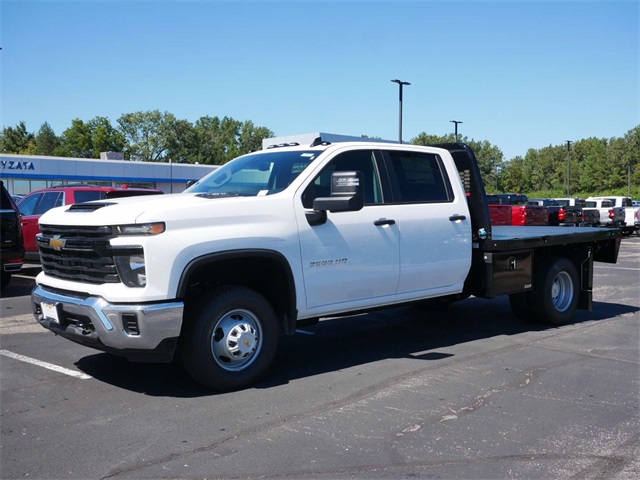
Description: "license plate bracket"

(41, 302), (60, 324)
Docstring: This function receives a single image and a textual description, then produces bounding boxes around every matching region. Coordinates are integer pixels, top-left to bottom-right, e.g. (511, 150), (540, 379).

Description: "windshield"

(186, 150), (322, 197)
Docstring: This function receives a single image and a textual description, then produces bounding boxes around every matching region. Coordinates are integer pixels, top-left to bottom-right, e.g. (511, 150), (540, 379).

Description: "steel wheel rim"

(211, 308), (262, 371)
(551, 271), (574, 312)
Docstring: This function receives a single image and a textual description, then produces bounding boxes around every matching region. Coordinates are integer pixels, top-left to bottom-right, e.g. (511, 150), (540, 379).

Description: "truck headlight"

(115, 254), (147, 287)
(114, 222), (165, 235)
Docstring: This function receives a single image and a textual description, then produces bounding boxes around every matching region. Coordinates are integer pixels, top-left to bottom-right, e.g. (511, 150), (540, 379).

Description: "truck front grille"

(37, 225), (120, 284)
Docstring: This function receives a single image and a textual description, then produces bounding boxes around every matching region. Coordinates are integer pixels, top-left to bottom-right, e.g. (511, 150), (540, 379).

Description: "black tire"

(181, 286), (279, 391)
(508, 291), (534, 321)
(1, 272), (11, 289)
(530, 257), (579, 325)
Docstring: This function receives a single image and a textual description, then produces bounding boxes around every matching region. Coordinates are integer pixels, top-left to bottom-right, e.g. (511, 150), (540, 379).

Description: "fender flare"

(177, 249), (299, 334)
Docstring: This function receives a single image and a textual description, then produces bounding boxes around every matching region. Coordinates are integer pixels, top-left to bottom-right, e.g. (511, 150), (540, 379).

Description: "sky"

(1, 0), (638, 161)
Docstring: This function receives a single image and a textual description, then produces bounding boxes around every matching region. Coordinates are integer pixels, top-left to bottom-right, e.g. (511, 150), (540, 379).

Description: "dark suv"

(17, 184), (163, 261)
(1, 181), (25, 288)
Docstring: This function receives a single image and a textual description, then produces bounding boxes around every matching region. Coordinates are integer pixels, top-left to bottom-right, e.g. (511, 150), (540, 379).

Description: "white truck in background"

(587, 196), (638, 235)
(584, 198), (625, 230)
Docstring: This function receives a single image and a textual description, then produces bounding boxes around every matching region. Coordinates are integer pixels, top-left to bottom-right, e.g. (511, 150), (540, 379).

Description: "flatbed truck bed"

(485, 226), (621, 251)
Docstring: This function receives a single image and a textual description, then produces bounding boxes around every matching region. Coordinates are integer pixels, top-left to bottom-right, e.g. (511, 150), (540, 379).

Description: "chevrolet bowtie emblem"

(49, 235), (66, 251)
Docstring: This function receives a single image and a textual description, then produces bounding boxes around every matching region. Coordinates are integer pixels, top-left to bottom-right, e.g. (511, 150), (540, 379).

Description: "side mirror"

(185, 180), (197, 189)
(312, 171), (364, 213)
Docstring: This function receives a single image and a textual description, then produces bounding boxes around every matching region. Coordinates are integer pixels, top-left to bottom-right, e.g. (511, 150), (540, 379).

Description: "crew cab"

(584, 197), (626, 229)
(31, 141), (621, 391)
(17, 184), (163, 261)
(528, 198), (582, 226)
(587, 196), (639, 235)
(487, 193), (549, 226)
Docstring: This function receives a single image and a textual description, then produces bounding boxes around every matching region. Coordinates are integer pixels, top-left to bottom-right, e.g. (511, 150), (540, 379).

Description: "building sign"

(1, 160), (35, 171)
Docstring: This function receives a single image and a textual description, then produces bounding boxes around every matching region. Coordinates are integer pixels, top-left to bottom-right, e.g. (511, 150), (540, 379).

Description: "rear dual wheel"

(509, 257), (579, 325)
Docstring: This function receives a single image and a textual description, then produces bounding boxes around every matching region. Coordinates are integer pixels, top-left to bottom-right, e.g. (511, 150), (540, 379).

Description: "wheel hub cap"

(211, 309), (261, 371)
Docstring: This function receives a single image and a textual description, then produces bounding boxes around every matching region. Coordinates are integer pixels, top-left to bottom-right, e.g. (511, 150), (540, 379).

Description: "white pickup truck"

(32, 141), (621, 390)
(584, 197), (626, 229)
(587, 196), (639, 236)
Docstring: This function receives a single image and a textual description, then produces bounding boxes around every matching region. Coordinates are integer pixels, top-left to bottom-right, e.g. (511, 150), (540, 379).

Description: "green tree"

(60, 117), (123, 158)
(60, 119), (93, 157)
(192, 115), (226, 165)
(190, 115), (271, 165)
(164, 118), (197, 163)
(574, 137), (608, 193)
(90, 117), (125, 156)
(0, 121), (36, 154)
(35, 122), (60, 156)
(500, 155), (529, 192)
(238, 120), (273, 156)
(117, 110), (174, 162)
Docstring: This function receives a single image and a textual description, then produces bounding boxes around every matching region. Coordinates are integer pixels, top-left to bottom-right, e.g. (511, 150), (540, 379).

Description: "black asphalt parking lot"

(1, 237), (639, 479)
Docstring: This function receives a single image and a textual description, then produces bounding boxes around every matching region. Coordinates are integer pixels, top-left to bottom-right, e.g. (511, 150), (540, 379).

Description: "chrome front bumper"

(32, 285), (184, 362)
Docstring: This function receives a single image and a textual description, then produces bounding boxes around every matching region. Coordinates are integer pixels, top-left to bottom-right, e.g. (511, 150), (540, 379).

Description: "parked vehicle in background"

(10, 194), (24, 203)
(554, 197), (600, 227)
(583, 198), (625, 229)
(632, 200), (640, 207)
(528, 198), (582, 226)
(17, 184), (163, 261)
(487, 203), (512, 225)
(486, 193), (549, 226)
(587, 196), (639, 236)
(0, 181), (24, 288)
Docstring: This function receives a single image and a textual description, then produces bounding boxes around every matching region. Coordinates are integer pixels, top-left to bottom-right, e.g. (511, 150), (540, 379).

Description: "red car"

(17, 184), (163, 261)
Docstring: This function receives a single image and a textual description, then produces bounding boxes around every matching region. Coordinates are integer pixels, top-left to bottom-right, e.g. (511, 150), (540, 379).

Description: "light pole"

(566, 140), (573, 196)
(450, 120), (463, 142)
(391, 79), (410, 143)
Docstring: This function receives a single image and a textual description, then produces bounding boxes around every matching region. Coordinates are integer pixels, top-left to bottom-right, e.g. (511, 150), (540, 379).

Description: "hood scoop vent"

(67, 202), (116, 213)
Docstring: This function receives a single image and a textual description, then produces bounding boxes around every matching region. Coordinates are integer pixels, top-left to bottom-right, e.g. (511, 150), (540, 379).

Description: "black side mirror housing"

(312, 171), (364, 213)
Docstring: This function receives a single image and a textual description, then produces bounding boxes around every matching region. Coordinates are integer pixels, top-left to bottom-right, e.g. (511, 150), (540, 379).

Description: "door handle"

(374, 218), (396, 226)
(449, 214), (467, 222)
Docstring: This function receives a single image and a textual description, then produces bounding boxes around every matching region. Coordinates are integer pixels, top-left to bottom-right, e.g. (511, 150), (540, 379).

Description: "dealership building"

(0, 152), (217, 196)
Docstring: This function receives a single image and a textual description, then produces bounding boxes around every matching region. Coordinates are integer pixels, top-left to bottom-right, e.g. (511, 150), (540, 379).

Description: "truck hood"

(38, 193), (283, 227)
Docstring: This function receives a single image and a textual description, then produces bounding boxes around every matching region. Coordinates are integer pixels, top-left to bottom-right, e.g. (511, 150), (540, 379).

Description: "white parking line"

(0, 349), (92, 379)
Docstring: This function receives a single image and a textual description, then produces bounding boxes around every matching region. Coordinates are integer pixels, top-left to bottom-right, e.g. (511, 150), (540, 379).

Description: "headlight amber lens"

(115, 222), (165, 235)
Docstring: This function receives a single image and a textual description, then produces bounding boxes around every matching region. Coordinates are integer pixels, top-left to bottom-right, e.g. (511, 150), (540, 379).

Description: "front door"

(296, 148), (400, 311)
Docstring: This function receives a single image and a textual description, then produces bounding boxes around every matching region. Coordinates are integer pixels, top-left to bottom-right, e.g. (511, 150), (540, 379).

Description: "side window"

(35, 192), (63, 215)
(387, 151), (452, 203)
(17, 193), (42, 216)
(302, 150), (383, 208)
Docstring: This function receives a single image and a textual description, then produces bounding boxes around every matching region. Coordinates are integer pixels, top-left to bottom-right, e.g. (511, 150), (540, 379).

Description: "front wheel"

(181, 286), (279, 391)
(530, 257), (579, 325)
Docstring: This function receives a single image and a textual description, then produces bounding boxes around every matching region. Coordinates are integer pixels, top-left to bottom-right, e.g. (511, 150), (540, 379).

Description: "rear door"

(382, 148), (471, 296)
